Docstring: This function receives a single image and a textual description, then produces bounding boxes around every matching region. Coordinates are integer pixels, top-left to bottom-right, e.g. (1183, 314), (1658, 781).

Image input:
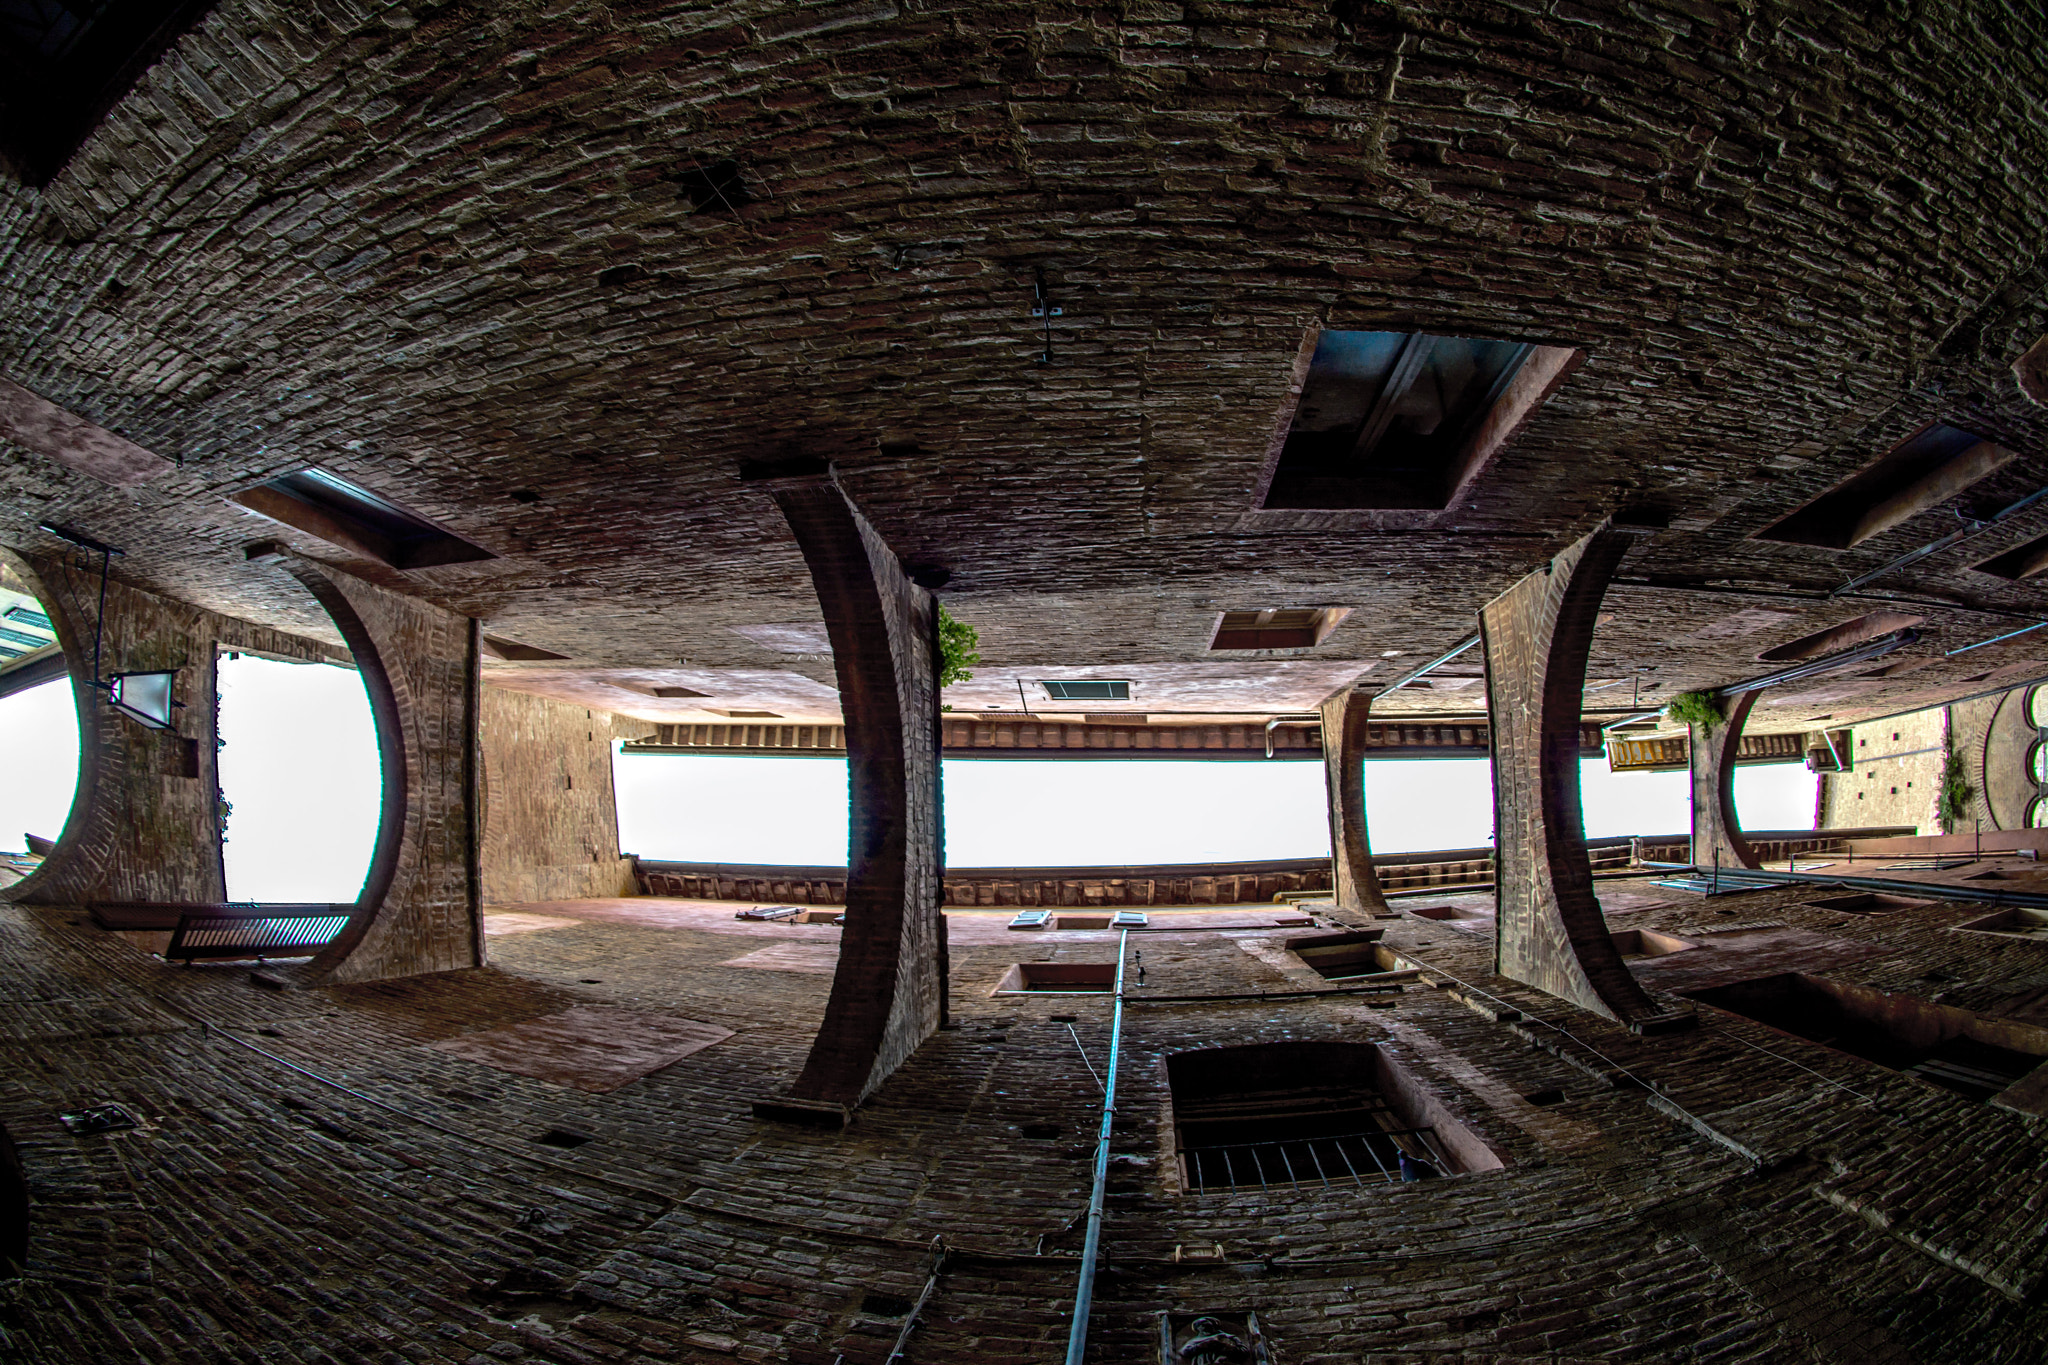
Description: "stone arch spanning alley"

(0, 2), (2046, 1359)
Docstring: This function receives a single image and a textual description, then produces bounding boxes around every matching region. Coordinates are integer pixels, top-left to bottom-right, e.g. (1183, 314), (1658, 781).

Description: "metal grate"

(1180, 1125), (1449, 1193)
(166, 914), (349, 961)
(1040, 679), (1131, 701)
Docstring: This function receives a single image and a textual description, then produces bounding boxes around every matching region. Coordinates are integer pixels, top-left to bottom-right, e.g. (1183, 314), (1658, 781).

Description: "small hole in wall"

(861, 1292), (914, 1318)
(1021, 1123), (1063, 1139)
(534, 1127), (593, 1149)
(1521, 1088), (1566, 1107)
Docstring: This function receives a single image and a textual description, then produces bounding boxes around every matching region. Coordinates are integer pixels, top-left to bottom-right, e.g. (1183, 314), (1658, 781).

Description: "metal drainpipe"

(1064, 928), (1129, 1365)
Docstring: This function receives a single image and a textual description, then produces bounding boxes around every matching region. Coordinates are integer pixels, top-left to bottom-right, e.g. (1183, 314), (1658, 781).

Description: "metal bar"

(1356, 1133), (1395, 1184)
(1377, 633), (1481, 697)
(1305, 1139), (1331, 1188)
(1946, 620), (2048, 657)
(1066, 1023), (1104, 1092)
(1277, 1144), (1300, 1187)
(1832, 481), (2048, 597)
(883, 1238), (950, 1365)
(1657, 862), (2048, 909)
(1332, 1138), (1365, 1187)
(1064, 928), (1129, 1365)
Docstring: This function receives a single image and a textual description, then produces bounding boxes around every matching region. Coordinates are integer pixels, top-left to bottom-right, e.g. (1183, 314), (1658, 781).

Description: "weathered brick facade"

(275, 556), (484, 985)
(2, 1), (2048, 1359)
(481, 686), (638, 905)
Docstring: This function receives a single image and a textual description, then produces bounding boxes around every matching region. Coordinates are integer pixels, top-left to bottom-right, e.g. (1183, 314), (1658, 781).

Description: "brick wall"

(1483, 527), (1674, 1028)
(1, 547), (346, 908)
(278, 558), (482, 985)
(480, 686), (635, 905)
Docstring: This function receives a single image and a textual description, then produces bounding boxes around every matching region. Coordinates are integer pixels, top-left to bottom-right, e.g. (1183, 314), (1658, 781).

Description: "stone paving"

(1, 872), (2045, 1361)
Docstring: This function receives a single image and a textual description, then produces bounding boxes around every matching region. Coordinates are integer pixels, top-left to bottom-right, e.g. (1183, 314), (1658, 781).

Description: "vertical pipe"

(1064, 928), (1128, 1365)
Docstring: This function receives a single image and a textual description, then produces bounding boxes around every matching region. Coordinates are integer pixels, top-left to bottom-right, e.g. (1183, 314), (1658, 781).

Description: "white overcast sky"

(2, 666), (1821, 898)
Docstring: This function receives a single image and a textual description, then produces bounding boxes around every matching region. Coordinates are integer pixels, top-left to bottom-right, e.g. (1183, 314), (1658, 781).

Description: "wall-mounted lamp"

(107, 670), (180, 729)
(36, 522), (183, 731)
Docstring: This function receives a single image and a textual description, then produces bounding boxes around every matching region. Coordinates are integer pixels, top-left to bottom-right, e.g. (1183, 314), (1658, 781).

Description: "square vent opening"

(1683, 973), (2047, 1103)
(1211, 607), (1352, 651)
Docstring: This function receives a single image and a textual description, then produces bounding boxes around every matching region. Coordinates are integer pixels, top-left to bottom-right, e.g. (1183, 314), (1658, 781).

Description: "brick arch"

(1689, 691), (1762, 872)
(1482, 524), (1689, 1031)
(264, 555), (482, 984)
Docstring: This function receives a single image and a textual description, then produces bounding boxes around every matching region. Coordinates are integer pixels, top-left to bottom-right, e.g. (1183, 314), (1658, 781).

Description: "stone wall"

(479, 686), (635, 906)
(1821, 706), (1950, 833)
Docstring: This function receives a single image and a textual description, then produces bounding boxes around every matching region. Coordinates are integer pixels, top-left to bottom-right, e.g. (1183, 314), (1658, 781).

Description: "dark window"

(0, 0), (220, 185)
(1211, 607), (1351, 651)
(1167, 1042), (1484, 1194)
(230, 468), (496, 572)
(1284, 931), (1395, 980)
(1041, 679), (1130, 701)
(1260, 331), (1572, 511)
(1683, 973), (2047, 1103)
(1755, 423), (2015, 549)
(1755, 612), (1924, 663)
(480, 635), (567, 662)
(1971, 530), (2048, 581)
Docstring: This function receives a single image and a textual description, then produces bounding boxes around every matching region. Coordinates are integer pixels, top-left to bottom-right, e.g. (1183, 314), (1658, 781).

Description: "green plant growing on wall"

(937, 605), (980, 690)
(1664, 690), (1723, 730)
(1939, 747), (1975, 832)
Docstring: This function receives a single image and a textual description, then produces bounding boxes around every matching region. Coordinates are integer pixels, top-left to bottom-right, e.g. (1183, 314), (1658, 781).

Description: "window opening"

(1683, 973), (2047, 1103)
(1260, 330), (1574, 510)
(1949, 908), (2048, 941)
(1756, 612), (1925, 663)
(0, 567), (77, 890)
(230, 467), (496, 571)
(1801, 891), (1933, 916)
(1756, 423), (2016, 549)
(1210, 607), (1352, 651)
(1167, 1042), (1495, 1195)
(1284, 930), (1398, 980)
(1970, 529), (2048, 581)
(1040, 679), (1130, 702)
(992, 963), (1115, 994)
(0, 0), (219, 185)
(217, 651), (379, 902)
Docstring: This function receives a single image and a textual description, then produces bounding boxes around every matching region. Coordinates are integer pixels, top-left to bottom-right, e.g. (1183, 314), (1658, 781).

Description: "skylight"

(1259, 331), (1575, 511)
(231, 467), (496, 571)
(1040, 680), (1131, 702)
